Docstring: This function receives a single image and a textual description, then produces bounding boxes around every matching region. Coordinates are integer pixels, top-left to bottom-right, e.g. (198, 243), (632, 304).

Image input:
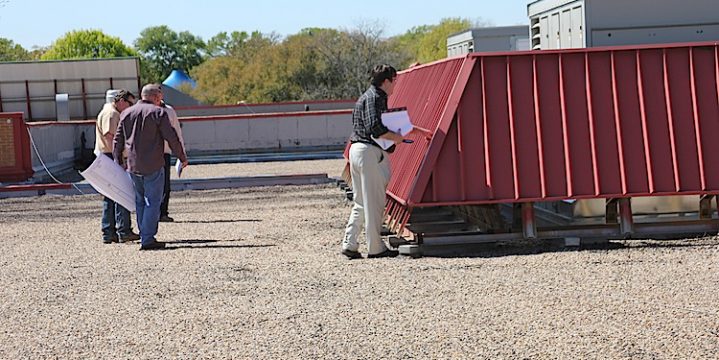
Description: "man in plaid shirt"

(342, 64), (407, 259)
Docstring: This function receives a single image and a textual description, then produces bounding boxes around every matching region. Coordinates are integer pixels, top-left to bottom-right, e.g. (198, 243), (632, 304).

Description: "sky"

(0, 0), (530, 49)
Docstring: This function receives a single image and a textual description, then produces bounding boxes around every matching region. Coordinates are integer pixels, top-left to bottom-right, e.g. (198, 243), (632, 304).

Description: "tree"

(310, 22), (408, 97)
(28, 46), (49, 60)
(0, 38), (30, 61)
(394, 18), (491, 64)
(41, 30), (136, 60)
(134, 26), (206, 84)
(416, 18), (473, 63)
(191, 31), (281, 104)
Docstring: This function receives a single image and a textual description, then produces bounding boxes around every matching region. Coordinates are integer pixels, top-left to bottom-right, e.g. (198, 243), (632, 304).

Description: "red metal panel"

(636, 49), (674, 193)
(383, 57), (466, 205)
(0, 112), (33, 182)
(665, 48), (702, 191)
(693, 46), (719, 190)
(587, 52), (623, 195)
(562, 52), (596, 197)
(383, 42), (719, 211)
(534, 54), (569, 197)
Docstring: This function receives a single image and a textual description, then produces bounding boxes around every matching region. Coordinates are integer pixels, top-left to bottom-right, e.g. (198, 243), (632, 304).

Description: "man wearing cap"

(113, 84), (188, 250)
(94, 89), (140, 244)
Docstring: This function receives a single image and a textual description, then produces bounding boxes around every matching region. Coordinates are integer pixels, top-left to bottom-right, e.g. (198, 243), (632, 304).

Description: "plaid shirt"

(349, 85), (390, 145)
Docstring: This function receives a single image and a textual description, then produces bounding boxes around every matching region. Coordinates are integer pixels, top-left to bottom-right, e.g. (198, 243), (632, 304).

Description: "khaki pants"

(343, 142), (391, 255)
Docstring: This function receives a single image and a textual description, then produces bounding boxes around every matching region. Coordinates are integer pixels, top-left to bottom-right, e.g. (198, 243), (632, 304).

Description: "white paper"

(80, 154), (136, 212)
(175, 159), (183, 178)
(372, 110), (414, 150)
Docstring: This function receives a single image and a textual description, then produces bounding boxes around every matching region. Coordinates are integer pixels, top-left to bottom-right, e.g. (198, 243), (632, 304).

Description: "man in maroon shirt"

(113, 84), (188, 250)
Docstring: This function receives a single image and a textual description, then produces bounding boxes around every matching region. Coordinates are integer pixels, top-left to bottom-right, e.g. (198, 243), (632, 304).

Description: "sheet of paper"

(372, 109), (414, 150)
(381, 110), (413, 136)
(175, 159), (183, 178)
(80, 154), (136, 212)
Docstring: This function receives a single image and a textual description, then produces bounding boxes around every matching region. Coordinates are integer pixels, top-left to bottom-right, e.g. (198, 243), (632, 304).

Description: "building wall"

(447, 26), (530, 56)
(26, 110), (353, 179)
(180, 111), (352, 154)
(0, 58), (140, 121)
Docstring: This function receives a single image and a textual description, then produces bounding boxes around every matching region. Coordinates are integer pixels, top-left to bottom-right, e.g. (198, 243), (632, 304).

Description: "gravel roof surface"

(1, 181), (718, 359)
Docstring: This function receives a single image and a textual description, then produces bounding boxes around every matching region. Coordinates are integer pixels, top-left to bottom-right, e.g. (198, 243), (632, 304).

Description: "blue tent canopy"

(162, 69), (197, 90)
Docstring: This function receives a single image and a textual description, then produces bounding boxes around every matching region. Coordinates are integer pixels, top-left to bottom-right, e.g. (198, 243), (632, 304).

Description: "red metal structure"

(0, 112), (33, 182)
(354, 42), (719, 239)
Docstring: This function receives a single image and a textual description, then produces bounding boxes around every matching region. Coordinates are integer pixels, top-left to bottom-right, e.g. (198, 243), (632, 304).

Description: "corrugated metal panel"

(385, 57), (466, 203)
(343, 42), (719, 234)
(403, 42), (719, 208)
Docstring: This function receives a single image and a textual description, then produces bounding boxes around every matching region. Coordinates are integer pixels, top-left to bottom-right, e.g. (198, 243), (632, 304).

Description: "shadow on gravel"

(163, 239), (250, 245)
(174, 219), (262, 224)
(167, 243), (276, 250)
(418, 238), (715, 259)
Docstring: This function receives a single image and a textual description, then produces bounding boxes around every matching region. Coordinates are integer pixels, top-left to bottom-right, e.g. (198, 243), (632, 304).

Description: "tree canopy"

(0, 38), (30, 61)
(134, 26), (206, 84)
(10, 17), (486, 104)
(41, 30), (136, 60)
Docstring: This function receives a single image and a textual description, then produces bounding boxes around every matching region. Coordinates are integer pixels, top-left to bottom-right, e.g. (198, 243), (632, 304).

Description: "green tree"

(416, 18), (472, 63)
(191, 31), (280, 104)
(0, 38), (30, 61)
(41, 30), (136, 60)
(394, 18), (491, 64)
(28, 46), (49, 60)
(134, 26), (206, 84)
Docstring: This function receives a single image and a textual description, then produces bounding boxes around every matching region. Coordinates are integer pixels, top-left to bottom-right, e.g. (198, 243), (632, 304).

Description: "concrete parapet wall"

(26, 109), (352, 179)
(181, 110), (352, 154)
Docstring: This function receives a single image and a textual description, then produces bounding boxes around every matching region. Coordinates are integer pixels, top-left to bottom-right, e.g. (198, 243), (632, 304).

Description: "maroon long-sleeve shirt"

(113, 100), (187, 175)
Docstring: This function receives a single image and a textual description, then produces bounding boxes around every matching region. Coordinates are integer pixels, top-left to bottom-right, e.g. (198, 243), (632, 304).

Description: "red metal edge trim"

(0, 183), (71, 192)
(26, 110), (352, 125)
(27, 120), (96, 127)
(179, 109), (352, 122)
(466, 41), (719, 60)
(174, 99), (356, 111)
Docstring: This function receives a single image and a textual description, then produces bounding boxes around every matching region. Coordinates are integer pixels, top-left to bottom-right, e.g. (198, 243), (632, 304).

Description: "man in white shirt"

(94, 89), (140, 243)
(159, 101), (186, 222)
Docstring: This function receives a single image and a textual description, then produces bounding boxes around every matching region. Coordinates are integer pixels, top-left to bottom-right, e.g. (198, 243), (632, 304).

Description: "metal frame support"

(699, 195), (714, 220)
(522, 202), (537, 239)
(512, 203), (522, 230)
(618, 198), (634, 237)
(605, 198), (619, 224)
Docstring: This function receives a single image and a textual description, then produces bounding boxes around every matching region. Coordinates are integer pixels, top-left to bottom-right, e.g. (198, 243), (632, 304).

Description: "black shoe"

(119, 232), (141, 243)
(367, 249), (399, 259)
(139, 242), (167, 251)
(341, 249), (362, 259)
(159, 215), (175, 223)
(102, 237), (118, 244)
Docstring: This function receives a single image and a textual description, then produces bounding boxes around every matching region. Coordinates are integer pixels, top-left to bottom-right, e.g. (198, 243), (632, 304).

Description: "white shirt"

(163, 104), (186, 155)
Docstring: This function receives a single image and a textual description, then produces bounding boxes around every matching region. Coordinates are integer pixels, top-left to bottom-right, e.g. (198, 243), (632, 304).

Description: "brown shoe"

(119, 232), (140, 243)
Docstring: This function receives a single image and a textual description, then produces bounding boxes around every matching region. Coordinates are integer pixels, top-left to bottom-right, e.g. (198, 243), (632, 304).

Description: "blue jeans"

(130, 168), (165, 246)
(101, 153), (131, 240)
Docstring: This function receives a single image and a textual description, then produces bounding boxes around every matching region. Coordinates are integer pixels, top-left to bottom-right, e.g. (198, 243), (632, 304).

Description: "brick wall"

(0, 119), (16, 167)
